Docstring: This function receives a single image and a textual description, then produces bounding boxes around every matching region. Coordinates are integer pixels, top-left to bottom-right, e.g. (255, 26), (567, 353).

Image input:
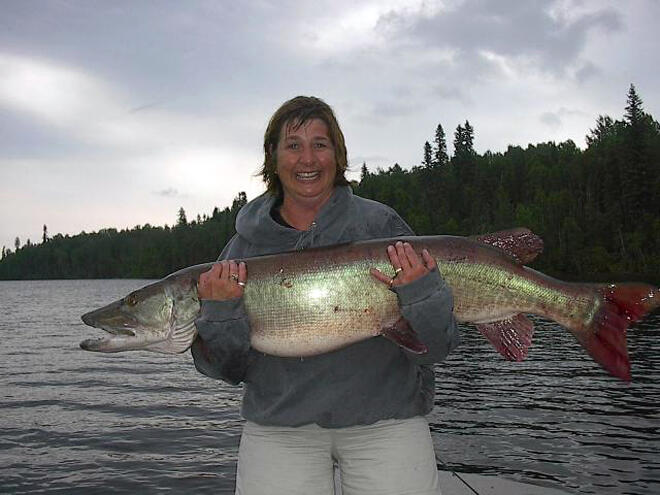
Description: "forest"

(1, 85), (658, 282)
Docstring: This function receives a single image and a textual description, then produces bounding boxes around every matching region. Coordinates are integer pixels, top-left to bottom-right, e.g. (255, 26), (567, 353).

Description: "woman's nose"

(299, 145), (314, 164)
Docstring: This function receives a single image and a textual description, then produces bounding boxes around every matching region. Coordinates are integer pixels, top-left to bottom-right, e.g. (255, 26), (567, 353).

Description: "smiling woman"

(189, 95), (460, 495)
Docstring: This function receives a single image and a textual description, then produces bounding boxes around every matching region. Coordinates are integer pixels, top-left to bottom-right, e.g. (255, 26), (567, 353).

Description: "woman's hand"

(370, 241), (436, 289)
(198, 260), (247, 300)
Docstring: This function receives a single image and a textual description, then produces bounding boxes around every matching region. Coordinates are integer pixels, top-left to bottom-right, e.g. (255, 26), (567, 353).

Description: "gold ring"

(231, 274), (239, 282)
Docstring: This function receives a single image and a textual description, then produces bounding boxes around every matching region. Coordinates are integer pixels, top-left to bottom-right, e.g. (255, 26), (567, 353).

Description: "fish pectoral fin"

(144, 320), (198, 354)
(380, 317), (428, 354)
(476, 314), (534, 361)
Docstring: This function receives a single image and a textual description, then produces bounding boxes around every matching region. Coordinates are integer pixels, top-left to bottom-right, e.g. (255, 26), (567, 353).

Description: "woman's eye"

(287, 143), (299, 150)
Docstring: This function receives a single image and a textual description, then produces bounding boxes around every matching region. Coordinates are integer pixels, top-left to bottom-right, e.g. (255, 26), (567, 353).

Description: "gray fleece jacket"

(191, 186), (459, 428)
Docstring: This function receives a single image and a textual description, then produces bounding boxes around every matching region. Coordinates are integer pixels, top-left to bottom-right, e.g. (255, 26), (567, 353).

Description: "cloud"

(540, 106), (589, 129)
(574, 61), (600, 82)
(375, 0), (622, 78)
(154, 187), (185, 198)
(0, 53), (117, 126)
(431, 85), (472, 104)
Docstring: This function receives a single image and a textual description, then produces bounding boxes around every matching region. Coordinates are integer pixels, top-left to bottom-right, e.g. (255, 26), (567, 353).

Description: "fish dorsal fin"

(381, 317), (428, 354)
(476, 314), (534, 361)
(145, 320), (197, 354)
(471, 227), (544, 264)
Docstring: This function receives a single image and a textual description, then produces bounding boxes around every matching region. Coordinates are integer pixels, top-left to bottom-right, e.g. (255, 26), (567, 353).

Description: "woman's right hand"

(198, 260), (247, 301)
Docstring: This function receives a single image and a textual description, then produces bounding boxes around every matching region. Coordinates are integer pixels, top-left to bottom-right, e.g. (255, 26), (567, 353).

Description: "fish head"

(80, 275), (199, 353)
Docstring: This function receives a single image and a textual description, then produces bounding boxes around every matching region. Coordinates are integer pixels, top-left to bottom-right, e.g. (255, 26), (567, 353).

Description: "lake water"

(0, 279), (658, 494)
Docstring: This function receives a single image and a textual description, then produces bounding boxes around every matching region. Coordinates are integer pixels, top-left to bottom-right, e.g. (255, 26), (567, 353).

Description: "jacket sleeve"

(190, 298), (252, 385)
(190, 235), (253, 385)
(381, 208), (460, 364)
(392, 269), (460, 364)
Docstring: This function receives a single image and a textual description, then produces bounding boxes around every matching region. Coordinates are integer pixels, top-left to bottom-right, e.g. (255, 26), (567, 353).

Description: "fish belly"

(244, 259), (400, 356)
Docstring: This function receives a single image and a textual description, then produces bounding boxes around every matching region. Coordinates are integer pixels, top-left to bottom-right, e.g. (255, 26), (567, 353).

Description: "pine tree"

(453, 120), (475, 162)
(624, 84), (644, 127)
(433, 124), (448, 166)
(453, 124), (464, 157)
(14, 237), (20, 251)
(360, 162), (369, 181)
(464, 120), (475, 152)
(622, 84), (650, 219)
(422, 141), (433, 168)
(586, 115), (614, 146)
(42, 224), (48, 244)
(177, 207), (187, 227)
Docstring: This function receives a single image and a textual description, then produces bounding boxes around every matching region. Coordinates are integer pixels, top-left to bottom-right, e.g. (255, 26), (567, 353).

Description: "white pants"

(235, 416), (439, 495)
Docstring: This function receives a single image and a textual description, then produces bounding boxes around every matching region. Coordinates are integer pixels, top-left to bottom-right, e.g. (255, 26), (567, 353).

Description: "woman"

(191, 96), (460, 495)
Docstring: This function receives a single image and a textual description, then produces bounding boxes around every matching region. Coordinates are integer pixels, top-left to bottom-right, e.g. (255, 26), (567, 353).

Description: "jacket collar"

(235, 186), (353, 249)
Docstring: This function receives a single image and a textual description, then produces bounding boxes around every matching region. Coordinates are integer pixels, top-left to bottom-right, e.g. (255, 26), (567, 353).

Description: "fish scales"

(244, 249), (401, 356)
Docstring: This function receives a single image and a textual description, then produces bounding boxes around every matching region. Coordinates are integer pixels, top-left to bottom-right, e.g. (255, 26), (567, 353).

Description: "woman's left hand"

(370, 241), (437, 290)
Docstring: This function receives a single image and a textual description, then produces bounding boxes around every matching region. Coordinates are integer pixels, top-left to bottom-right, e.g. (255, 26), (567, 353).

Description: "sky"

(1, 0), (658, 252)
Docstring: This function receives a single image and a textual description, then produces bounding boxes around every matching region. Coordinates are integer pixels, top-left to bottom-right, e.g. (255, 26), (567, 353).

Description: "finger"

(422, 249), (436, 270)
(387, 244), (402, 272)
(387, 245), (403, 274)
(228, 261), (239, 282)
(370, 267), (392, 285)
(403, 242), (422, 267)
(218, 260), (230, 279)
(395, 241), (412, 270)
(238, 262), (248, 285)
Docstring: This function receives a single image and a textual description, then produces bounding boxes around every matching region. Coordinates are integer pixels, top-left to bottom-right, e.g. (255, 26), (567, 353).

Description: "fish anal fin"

(476, 314), (534, 361)
(381, 317), (428, 354)
(472, 228), (544, 264)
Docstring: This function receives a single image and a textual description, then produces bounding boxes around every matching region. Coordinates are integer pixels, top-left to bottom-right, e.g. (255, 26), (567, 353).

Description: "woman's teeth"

(296, 171), (320, 181)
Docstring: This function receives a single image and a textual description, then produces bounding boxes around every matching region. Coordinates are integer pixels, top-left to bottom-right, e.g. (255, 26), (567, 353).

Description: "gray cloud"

(376, 0), (622, 76)
(154, 188), (186, 198)
(431, 85), (472, 104)
(540, 106), (589, 128)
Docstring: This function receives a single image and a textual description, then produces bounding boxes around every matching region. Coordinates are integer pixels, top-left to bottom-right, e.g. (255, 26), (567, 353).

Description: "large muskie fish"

(80, 228), (659, 381)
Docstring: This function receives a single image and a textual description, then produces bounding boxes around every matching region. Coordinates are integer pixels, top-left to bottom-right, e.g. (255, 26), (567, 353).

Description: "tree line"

(1, 85), (658, 281)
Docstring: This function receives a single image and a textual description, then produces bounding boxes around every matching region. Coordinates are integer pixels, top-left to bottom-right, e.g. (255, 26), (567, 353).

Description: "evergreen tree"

(42, 224), (48, 244)
(624, 84), (644, 126)
(453, 120), (475, 159)
(177, 207), (187, 227)
(586, 115), (615, 146)
(433, 124), (448, 166)
(360, 162), (369, 181)
(422, 141), (433, 168)
(14, 237), (20, 251)
(622, 83), (652, 220)
(453, 123), (464, 157)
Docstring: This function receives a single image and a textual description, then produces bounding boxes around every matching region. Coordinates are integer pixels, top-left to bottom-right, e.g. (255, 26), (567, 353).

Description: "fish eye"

(124, 294), (138, 306)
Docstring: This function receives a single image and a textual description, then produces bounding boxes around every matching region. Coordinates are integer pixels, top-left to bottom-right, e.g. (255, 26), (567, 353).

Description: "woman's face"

(275, 118), (337, 205)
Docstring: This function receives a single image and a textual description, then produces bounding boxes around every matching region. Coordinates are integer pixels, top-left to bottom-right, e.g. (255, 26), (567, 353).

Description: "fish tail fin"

(573, 284), (659, 381)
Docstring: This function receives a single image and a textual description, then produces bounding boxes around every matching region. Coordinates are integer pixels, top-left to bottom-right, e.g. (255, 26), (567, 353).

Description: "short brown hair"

(260, 96), (349, 195)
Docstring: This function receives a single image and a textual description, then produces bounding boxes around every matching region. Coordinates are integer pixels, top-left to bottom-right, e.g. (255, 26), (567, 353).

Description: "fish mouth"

(81, 308), (139, 335)
(80, 307), (142, 352)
